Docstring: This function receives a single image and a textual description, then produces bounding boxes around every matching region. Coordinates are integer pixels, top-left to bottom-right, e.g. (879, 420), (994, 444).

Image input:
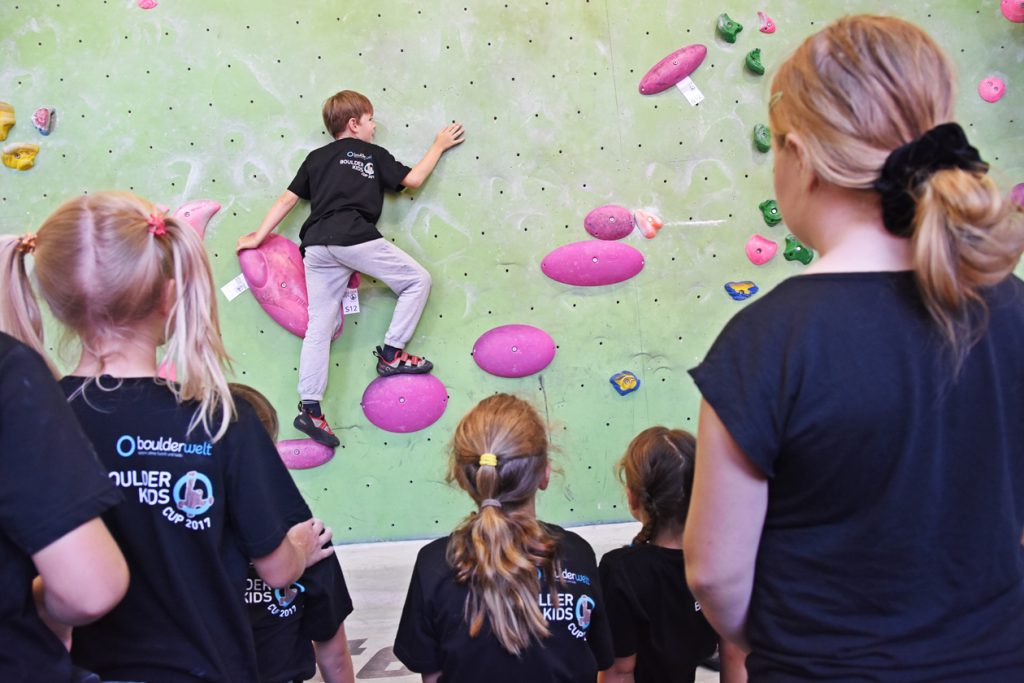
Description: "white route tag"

(342, 288), (360, 315)
(220, 273), (249, 301)
(676, 76), (705, 106)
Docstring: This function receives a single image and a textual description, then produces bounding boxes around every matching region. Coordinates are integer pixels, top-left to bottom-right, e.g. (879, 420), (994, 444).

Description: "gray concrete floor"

(326, 522), (719, 682)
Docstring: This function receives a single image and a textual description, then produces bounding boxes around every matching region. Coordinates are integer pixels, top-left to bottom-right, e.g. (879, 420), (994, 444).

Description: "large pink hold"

(173, 199), (221, 239)
(639, 44), (707, 95)
(277, 438), (335, 469)
(541, 241), (645, 286)
(361, 375), (448, 433)
(472, 324), (556, 378)
(1002, 0), (1024, 22)
(238, 234), (344, 339)
(584, 205), (634, 240)
(745, 234), (778, 265)
(978, 76), (1007, 103)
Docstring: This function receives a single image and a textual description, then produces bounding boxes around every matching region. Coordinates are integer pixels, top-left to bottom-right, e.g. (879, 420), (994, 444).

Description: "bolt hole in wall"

(0, 1), (1020, 546)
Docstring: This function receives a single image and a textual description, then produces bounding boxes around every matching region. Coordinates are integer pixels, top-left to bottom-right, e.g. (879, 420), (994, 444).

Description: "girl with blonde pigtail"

(395, 393), (614, 682)
(0, 191), (334, 682)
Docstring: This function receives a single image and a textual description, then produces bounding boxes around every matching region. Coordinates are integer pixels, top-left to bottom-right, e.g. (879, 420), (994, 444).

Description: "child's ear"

(347, 116), (359, 134)
(783, 131), (819, 191)
(538, 462), (551, 491)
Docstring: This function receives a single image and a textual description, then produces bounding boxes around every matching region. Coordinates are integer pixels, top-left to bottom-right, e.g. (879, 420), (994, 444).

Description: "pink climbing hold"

(238, 233), (346, 339)
(634, 210), (663, 239)
(472, 324), (556, 378)
(32, 107), (55, 135)
(541, 240), (645, 287)
(584, 205), (634, 240)
(978, 76), (1006, 103)
(361, 374), (448, 433)
(277, 438), (335, 470)
(1010, 183), (1024, 208)
(172, 199), (221, 239)
(1002, 0), (1024, 22)
(745, 234), (778, 265)
(638, 44), (707, 95)
(137, 0), (158, 8)
(757, 11), (777, 33)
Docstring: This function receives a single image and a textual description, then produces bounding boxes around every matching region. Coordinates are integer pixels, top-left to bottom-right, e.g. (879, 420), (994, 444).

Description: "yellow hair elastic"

(478, 452), (498, 467)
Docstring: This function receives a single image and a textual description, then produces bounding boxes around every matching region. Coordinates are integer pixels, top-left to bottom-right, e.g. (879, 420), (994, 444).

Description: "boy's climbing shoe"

(374, 346), (434, 376)
(293, 404), (340, 448)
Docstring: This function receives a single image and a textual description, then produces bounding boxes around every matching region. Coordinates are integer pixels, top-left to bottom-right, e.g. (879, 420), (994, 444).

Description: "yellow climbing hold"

(3, 142), (40, 171)
(0, 103), (15, 141)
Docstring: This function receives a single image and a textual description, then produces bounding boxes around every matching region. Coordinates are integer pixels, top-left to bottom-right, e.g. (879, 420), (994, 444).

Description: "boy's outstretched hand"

(435, 123), (465, 151)
(236, 232), (263, 252)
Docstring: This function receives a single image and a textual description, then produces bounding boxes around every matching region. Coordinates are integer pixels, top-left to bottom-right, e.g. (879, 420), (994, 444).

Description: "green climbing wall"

(2, 1), (1021, 542)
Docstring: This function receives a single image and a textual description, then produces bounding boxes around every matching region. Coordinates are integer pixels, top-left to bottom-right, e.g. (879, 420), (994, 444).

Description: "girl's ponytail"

(445, 394), (559, 655)
(160, 213), (234, 441)
(617, 427), (697, 547)
(911, 168), (1024, 368)
(0, 234), (55, 375)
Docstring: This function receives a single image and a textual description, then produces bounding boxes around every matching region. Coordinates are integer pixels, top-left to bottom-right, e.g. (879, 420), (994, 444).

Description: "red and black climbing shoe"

(374, 346), (434, 377)
(293, 404), (340, 448)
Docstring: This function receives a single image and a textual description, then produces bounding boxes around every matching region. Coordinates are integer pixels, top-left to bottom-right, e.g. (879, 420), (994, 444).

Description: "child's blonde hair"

(0, 191), (235, 440)
(445, 393), (560, 656)
(322, 90), (373, 139)
(769, 15), (1024, 367)
(616, 427), (696, 546)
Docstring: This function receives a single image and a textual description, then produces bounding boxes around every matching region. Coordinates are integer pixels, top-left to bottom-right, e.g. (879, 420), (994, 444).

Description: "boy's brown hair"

(322, 90), (373, 139)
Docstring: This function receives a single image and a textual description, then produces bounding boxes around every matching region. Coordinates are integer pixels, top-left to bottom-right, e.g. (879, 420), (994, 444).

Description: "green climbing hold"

(784, 234), (814, 265)
(746, 48), (765, 75)
(759, 199), (782, 226)
(753, 123), (771, 153)
(717, 13), (743, 43)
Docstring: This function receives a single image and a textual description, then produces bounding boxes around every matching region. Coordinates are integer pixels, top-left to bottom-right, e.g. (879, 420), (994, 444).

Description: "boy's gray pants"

(298, 240), (431, 401)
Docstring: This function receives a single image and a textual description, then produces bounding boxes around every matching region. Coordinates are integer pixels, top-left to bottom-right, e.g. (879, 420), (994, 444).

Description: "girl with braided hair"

(395, 393), (614, 682)
(684, 14), (1024, 681)
(598, 428), (745, 683)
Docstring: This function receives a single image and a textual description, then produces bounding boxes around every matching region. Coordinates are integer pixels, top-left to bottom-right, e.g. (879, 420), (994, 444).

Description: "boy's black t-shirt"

(690, 272), (1024, 681)
(394, 524), (615, 683)
(288, 137), (412, 250)
(598, 544), (717, 683)
(60, 377), (313, 683)
(0, 334), (121, 683)
(246, 555), (354, 683)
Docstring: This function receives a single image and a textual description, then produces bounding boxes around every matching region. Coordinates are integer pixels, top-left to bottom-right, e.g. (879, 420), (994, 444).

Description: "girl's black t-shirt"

(246, 554), (354, 683)
(60, 377), (313, 683)
(0, 334), (121, 683)
(690, 272), (1024, 681)
(395, 524), (615, 682)
(598, 543), (717, 683)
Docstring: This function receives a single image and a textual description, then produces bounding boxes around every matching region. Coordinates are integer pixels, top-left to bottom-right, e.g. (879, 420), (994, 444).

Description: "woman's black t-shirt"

(690, 272), (1024, 681)
(0, 334), (121, 683)
(598, 543), (717, 683)
(60, 377), (313, 683)
(395, 524), (615, 682)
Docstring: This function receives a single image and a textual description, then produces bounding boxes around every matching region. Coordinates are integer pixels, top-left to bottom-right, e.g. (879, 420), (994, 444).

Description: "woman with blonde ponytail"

(395, 394), (614, 682)
(683, 15), (1024, 680)
(0, 191), (333, 682)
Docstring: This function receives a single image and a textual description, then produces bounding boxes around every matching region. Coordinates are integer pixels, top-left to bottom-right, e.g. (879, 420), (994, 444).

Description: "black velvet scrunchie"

(872, 122), (988, 237)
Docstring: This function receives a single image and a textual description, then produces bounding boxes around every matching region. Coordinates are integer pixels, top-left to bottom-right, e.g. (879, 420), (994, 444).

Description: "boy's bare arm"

(237, 190), (301, 251)
(402, 124), (464, 189)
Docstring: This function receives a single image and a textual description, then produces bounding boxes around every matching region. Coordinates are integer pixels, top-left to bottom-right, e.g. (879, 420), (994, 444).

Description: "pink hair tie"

(147, 212), (167, 236)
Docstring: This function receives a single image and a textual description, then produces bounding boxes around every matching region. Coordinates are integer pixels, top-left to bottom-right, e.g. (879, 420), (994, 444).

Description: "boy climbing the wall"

(237, 90), (464, 447)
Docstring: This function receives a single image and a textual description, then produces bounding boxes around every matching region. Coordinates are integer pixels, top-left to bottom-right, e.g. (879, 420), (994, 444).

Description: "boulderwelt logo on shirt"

(109, 433), (217, 532)
(538, 568), (597, 640)
(339, 150), (375, 179)
(246, 575), (306, 618)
